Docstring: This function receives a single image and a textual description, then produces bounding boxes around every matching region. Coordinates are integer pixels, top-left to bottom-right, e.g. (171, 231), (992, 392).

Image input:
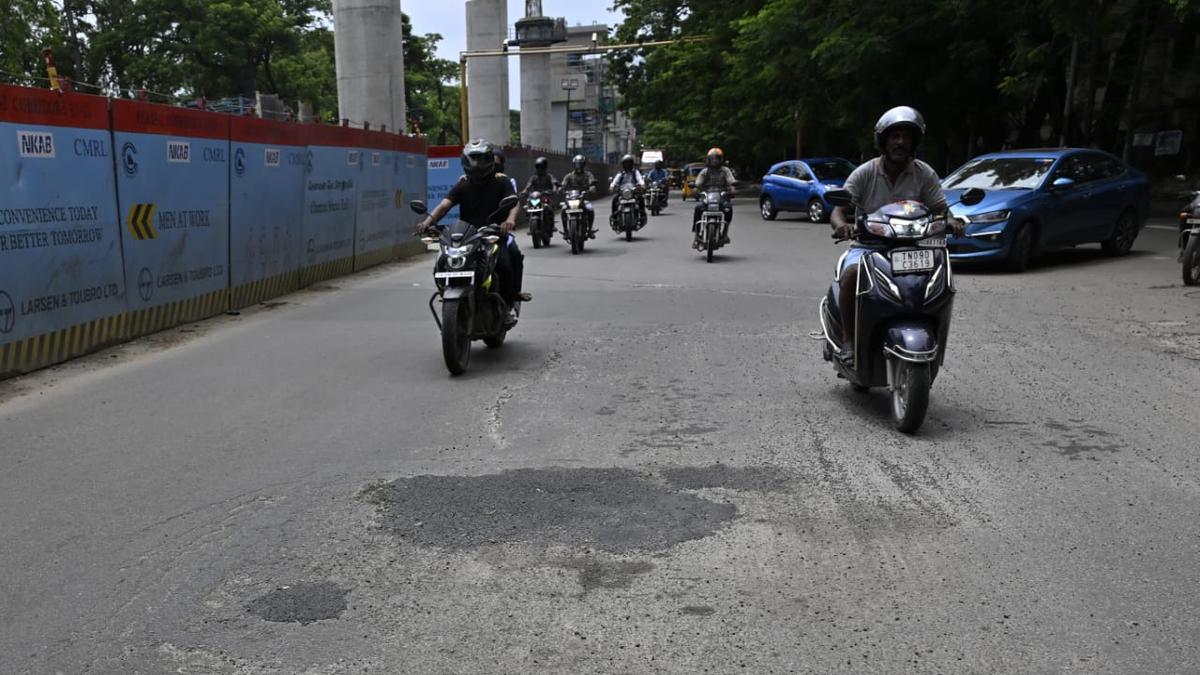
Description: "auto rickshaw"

(681, 162), (706, 201)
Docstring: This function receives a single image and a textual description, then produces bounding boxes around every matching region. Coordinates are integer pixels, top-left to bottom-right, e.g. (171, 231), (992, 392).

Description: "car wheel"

(1004, 222), (1035, 273)
(760, 195), (777, 221)
(808, 198), (825, 223)
(1101, 209), (1138, 256)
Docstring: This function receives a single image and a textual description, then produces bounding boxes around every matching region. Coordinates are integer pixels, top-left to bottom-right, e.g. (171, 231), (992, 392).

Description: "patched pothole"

(363, 467), (739, 553)
(246, 582), (348, 625)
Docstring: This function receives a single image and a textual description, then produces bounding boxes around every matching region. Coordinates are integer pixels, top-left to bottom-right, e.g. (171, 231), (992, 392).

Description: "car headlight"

(888, 217), (931, 238)
(969, 209), (1010, 223)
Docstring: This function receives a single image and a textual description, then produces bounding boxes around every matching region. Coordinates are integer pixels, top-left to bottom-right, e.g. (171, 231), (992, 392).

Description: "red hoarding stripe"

(0, 85), (109, 130)
(111, 99), (230, 140)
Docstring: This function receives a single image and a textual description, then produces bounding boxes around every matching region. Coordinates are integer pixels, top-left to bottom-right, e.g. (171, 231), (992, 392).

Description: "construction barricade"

(0, 86), (129, 377)
(228, 116), (307, 309)
(112, 99), (231, 338)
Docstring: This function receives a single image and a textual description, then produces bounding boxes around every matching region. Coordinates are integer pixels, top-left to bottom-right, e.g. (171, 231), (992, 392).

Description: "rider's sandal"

(516, 292), (533, 302)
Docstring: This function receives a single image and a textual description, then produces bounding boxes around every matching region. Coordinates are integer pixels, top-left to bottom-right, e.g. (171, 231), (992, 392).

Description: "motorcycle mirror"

(487, 194), (520, 221)
(409, 200), (428, 214)
(959, 187), (985, 206)
(824, 188), (852, 207)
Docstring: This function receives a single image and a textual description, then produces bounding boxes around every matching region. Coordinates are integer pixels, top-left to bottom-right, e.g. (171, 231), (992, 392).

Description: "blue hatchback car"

(944, 149), (1150, 271)
(760, 157), (857, 223)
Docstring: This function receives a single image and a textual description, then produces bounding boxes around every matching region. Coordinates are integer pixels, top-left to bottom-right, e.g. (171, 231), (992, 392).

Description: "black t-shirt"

(446, 173), (516, 228)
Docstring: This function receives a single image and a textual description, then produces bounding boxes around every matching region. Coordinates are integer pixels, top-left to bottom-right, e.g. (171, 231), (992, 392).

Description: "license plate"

(1188, 218), (1200, 225)
(434, 271), (473, 280)
(919, 236), (946, 248)
(892, 249), (935, 272)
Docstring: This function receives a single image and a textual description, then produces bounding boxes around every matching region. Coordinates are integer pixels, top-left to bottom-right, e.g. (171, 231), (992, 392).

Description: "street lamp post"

(561, 77), (579, 154)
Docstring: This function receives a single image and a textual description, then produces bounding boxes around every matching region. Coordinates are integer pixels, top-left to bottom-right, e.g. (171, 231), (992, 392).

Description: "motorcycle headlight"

(969, 209), (1010, 223)
(445, 243), (475, 257)
(865, 219), (894, 238)
(888, 217), (931, 239)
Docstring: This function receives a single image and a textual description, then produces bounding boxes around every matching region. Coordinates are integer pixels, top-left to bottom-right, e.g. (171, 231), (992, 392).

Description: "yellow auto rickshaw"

(681, 162), (706, 201)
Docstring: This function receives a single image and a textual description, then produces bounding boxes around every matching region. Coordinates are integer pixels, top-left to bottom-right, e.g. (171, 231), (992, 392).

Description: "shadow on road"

(954, 247), (1153, 275)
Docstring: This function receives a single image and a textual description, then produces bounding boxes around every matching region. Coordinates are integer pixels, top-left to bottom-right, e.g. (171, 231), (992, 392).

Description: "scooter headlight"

(865, 219), (894, 238)
(887, 217), (931, 239)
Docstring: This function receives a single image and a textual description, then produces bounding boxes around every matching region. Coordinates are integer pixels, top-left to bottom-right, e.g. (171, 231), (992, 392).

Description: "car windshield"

(943, 157), (1055, 190)
(808, 159), (855, 181)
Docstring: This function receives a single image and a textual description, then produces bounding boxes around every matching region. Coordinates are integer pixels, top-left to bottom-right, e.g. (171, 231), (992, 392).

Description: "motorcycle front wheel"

(891, 361), (931, 433)
(706, 223), (716, 262)
(441, 299), (472, 375)
(1182, 235), (1200, 286)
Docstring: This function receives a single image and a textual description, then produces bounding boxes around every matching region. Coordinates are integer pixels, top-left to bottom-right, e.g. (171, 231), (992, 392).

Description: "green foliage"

(610, 0), (1196, 175)
(0, 0), (64, 83)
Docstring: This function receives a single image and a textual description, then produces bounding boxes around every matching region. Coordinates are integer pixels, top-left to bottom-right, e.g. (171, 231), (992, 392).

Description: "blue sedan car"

(760, 157), (857, 223)
(944, 149), (1150, 271)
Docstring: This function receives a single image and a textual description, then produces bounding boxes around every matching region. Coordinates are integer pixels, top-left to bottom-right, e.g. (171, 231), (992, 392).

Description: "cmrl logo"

(17, 130), (55, 158)
(167, 141), (191, 163)
(428, 159), (450, 170)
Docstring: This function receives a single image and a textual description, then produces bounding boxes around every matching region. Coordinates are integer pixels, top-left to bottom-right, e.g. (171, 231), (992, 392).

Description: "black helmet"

(534, 156), (548, 174)
(493, 148), (506, 172)
(874, 106), (925, 152)
(461, 139), (496, 178)
(572, 154), (587, 171)
(654, 159), (663, 169)
(621, 154), (635, 171)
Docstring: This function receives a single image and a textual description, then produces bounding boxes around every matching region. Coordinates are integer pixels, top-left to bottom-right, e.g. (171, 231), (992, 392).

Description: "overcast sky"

(403, 1), (625, 106)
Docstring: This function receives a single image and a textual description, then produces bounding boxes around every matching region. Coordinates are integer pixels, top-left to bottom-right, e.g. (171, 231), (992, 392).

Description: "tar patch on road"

(363, 467), (738, 553)
(245, 582), (348, 625)
(559, 557), (656, 592)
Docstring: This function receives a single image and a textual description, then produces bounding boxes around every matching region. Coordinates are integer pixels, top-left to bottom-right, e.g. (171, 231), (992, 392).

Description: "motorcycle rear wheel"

(891, 361), (930, 433)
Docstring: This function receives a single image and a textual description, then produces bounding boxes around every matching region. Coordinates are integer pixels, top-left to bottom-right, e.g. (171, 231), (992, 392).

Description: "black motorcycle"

(647, 181), (667, 216)
(613, 187), (644, 241)
(695, 190), (729, 262)
(410, 195), (519, 376)
(817, 187), (984, 433)
(1179, 189), (1200, 286)
(524, 190), (555, 249)
(561, 188), (591, 254)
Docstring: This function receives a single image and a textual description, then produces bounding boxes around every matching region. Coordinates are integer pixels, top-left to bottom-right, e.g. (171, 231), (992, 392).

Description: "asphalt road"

(2, 197), (1198, 674)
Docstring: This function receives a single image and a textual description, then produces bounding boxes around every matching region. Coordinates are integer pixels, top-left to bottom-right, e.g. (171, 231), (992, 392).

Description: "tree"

(0, 0), (64, 86)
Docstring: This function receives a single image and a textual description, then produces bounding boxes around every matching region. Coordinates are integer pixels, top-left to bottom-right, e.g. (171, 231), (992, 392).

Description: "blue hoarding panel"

(0, 87), (128, 376)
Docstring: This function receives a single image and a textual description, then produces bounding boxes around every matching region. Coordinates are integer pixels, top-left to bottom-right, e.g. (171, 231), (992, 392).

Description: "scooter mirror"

(409, 200), (428, 214)
(824, 188), (852, 207)
(960, 187), (986, 206)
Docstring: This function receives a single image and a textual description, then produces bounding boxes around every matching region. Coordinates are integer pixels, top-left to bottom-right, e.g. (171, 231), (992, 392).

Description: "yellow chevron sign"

(126, 203), (158, 240)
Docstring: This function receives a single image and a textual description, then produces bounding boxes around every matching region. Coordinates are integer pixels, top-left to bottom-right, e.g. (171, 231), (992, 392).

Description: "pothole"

(245, 582), (348, 625)
(363, 467), (738, 553)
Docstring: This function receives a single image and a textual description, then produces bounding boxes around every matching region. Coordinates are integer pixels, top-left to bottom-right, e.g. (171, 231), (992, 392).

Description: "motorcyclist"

(692, 148), (735, 247)
(609, 154), (647, 229)
(522, 156), (558, 200)
(494, 149), (519, 194)
(828, 106), (962, 362)
(646, 160), (670, 205)
(417, 139), (529, 325)
(560, 154), (597, 238)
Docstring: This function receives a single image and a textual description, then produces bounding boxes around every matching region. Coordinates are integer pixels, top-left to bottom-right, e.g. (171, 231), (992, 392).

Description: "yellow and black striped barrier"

(299, 255), (355, 288)
(229, 270), (300, 310)
(0, 314), (128, 378)
(126, 289), (228, 340)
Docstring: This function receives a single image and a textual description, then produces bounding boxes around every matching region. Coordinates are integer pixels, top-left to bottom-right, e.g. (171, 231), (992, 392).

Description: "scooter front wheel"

(891, 361), (930, 433)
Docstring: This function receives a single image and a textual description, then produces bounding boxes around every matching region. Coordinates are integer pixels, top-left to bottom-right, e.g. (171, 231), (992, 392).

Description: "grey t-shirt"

(842, 157), (946, 214)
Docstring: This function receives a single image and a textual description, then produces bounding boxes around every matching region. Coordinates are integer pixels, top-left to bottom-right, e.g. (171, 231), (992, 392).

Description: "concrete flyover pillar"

(333, 0), (407, 131)
(519, 52), (552, 150)
(465, 0), (510, 146)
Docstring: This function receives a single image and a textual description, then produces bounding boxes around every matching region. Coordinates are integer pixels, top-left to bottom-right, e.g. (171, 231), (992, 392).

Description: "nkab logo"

(428, 159), (450, 170)
(167, 141), (191, 163)
(17, 130), (55, 158)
